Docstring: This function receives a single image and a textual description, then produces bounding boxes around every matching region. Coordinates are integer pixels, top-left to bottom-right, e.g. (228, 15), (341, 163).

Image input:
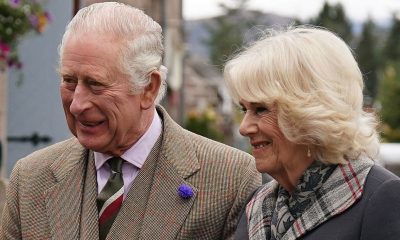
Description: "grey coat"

(236, 165), (400, 240)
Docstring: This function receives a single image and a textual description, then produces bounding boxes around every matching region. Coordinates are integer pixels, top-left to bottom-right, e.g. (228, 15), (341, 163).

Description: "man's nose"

(70, 84), (91, 116)
(239, 114), (257, 136)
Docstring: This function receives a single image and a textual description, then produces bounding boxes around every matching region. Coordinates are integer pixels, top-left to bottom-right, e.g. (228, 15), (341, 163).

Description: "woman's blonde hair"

(224, 26), (379, 164)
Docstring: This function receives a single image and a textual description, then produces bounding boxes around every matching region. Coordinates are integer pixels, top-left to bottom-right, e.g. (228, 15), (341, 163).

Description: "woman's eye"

(238, 106), (247, 114)
(255, 107), (269, 115)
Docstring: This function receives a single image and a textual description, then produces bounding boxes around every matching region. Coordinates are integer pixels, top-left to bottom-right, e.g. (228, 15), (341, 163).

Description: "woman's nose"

(239, 114), (257, 136)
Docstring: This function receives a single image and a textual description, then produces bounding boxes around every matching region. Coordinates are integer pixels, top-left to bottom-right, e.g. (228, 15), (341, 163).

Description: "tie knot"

(108, 157), (124, 173)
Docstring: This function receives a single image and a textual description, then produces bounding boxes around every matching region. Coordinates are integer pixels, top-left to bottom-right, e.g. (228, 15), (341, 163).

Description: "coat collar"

(44, 138), (89, 239)
(139, 105), (200, 239)
(156, 105), (200, 179)
(107, 106), (200, 239)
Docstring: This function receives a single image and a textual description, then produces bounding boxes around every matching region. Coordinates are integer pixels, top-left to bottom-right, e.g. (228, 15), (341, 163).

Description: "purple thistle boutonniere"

(178, 184), (194, 199)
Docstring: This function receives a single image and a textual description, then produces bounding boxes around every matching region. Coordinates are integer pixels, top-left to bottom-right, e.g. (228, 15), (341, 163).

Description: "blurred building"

(2, 1), (72, 178)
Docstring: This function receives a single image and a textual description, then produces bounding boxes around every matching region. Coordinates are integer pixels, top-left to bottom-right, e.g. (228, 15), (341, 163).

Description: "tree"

(379, 15), (400, 142)
(383, 15), (400, 63)
(356, 18), (380, 105)
(204, 0), (258, 71)
(206, 14), (243, 71)
(379, 63), (400, 142)
(312, 2), (352, 43)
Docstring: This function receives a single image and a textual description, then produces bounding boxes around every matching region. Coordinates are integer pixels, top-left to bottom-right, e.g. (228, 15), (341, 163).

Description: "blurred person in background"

(224, 26), (400, 240)
(0, 2), (261, 239)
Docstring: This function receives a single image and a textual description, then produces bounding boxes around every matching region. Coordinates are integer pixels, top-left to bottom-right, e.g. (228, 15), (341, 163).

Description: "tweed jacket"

(235, 163), (400, 240)
(0, 106), (261, 240)
(0, 179), (6, 221)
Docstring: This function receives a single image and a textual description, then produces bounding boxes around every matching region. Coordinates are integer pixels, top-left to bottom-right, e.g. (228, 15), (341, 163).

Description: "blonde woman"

(225, 26), (400, 240)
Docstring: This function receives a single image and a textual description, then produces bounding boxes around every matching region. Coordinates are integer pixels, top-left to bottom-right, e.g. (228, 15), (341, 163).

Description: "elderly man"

(0, 2), (261, 240)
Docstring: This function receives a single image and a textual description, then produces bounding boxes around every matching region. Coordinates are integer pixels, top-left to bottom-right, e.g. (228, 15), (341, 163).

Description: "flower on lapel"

(178, 184), (194, 199)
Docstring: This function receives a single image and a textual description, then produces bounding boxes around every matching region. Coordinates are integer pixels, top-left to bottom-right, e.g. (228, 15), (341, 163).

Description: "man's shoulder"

(189, 130), (251, 156)
(184, 130), (255, 169)
(158, 106), (254, 164)
(17, 138), (83, 171)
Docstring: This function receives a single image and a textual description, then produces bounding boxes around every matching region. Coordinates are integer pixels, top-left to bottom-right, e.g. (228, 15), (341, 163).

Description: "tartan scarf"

(246, 156), (374, 240)
(270, 161), (336, 240)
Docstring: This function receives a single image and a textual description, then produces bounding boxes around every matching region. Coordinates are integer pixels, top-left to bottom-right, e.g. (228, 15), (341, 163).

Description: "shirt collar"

(94, 109), (162, 170)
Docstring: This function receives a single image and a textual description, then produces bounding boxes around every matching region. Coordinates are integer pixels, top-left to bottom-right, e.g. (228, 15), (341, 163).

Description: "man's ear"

(141, 71), (161, 109)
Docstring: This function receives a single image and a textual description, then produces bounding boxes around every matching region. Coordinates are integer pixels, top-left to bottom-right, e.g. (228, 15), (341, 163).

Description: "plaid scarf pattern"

(246, 156), (374, 240)
(270, 162), (336, 239)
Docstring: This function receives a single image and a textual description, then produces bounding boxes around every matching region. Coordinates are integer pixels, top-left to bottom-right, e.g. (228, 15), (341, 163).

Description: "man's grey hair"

(58, 2), (167, 103)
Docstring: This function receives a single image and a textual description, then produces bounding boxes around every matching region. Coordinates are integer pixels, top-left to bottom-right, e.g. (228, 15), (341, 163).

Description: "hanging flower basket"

(0, 0), (51, 70)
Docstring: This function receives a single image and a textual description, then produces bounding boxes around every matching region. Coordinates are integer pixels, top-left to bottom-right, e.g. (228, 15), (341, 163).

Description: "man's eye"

(62, 78), (77, 90)
(63, 78), (76, 84)
(88, 80), (102, 86)
(88, 80), (105, 90)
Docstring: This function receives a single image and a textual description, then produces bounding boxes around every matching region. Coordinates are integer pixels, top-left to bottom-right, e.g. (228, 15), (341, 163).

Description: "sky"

(183, 0), (400, 24)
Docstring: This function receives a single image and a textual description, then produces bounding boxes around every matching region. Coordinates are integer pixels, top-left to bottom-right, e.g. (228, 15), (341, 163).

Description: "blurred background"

(1, 0), (400, 179)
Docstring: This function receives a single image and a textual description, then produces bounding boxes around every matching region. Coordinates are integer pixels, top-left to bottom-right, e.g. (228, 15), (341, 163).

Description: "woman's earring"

(307, 147), (311, 157)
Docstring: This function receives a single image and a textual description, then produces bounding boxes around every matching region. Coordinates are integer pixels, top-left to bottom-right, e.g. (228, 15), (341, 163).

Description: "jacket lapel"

(139, 152), (198, 239)
(44, 139), (88, 240)
(107, 135), (163, 240)
(140, 106), (200, 239)
(109, 106), (200, 239)
(80, 151), (100, 239)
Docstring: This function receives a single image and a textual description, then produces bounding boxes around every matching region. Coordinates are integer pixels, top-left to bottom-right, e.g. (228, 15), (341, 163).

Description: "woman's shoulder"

(360, 165), (400, 239)
(365, 164), (400, 189)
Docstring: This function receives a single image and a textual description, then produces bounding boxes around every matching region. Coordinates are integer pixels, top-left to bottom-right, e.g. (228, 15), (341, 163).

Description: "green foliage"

(0, 0), (51, 69)
(206, 15), (244, 71)
(204, 0), (258, 71)
(185, 110), (224, 142)
(311, 2), (352, 42)
(379, 63), (400, 142)
(356, 19), (379, 103)
(0, 2), (31, 43)
(383, 16), (400, 63)
(378, 16), (400, 142)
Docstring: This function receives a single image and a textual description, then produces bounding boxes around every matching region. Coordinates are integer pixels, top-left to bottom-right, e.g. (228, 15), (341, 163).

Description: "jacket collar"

(156, 105), (200, 179)
(44, 138), (89, 239)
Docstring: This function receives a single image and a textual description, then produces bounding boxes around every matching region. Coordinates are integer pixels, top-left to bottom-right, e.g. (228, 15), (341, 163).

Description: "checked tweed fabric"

(0, 106), (261, 239)
(97, 157), (125, 240)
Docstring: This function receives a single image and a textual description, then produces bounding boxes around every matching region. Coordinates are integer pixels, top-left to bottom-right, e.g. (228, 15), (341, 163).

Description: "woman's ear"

(141, 71), (161, 109)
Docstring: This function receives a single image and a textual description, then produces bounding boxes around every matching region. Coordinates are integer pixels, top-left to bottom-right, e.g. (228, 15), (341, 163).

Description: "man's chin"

(76, 137), (107, 152)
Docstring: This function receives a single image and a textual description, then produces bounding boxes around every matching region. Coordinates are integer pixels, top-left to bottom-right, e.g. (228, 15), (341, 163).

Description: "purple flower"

(9, 0), (21, 7)
(29, 15), (39, 28)
(178, 184), (194, 199)
(44, 11), (53, 22)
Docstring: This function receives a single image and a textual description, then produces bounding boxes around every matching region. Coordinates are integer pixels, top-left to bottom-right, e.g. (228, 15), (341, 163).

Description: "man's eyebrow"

(60, 72), (77, 78)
